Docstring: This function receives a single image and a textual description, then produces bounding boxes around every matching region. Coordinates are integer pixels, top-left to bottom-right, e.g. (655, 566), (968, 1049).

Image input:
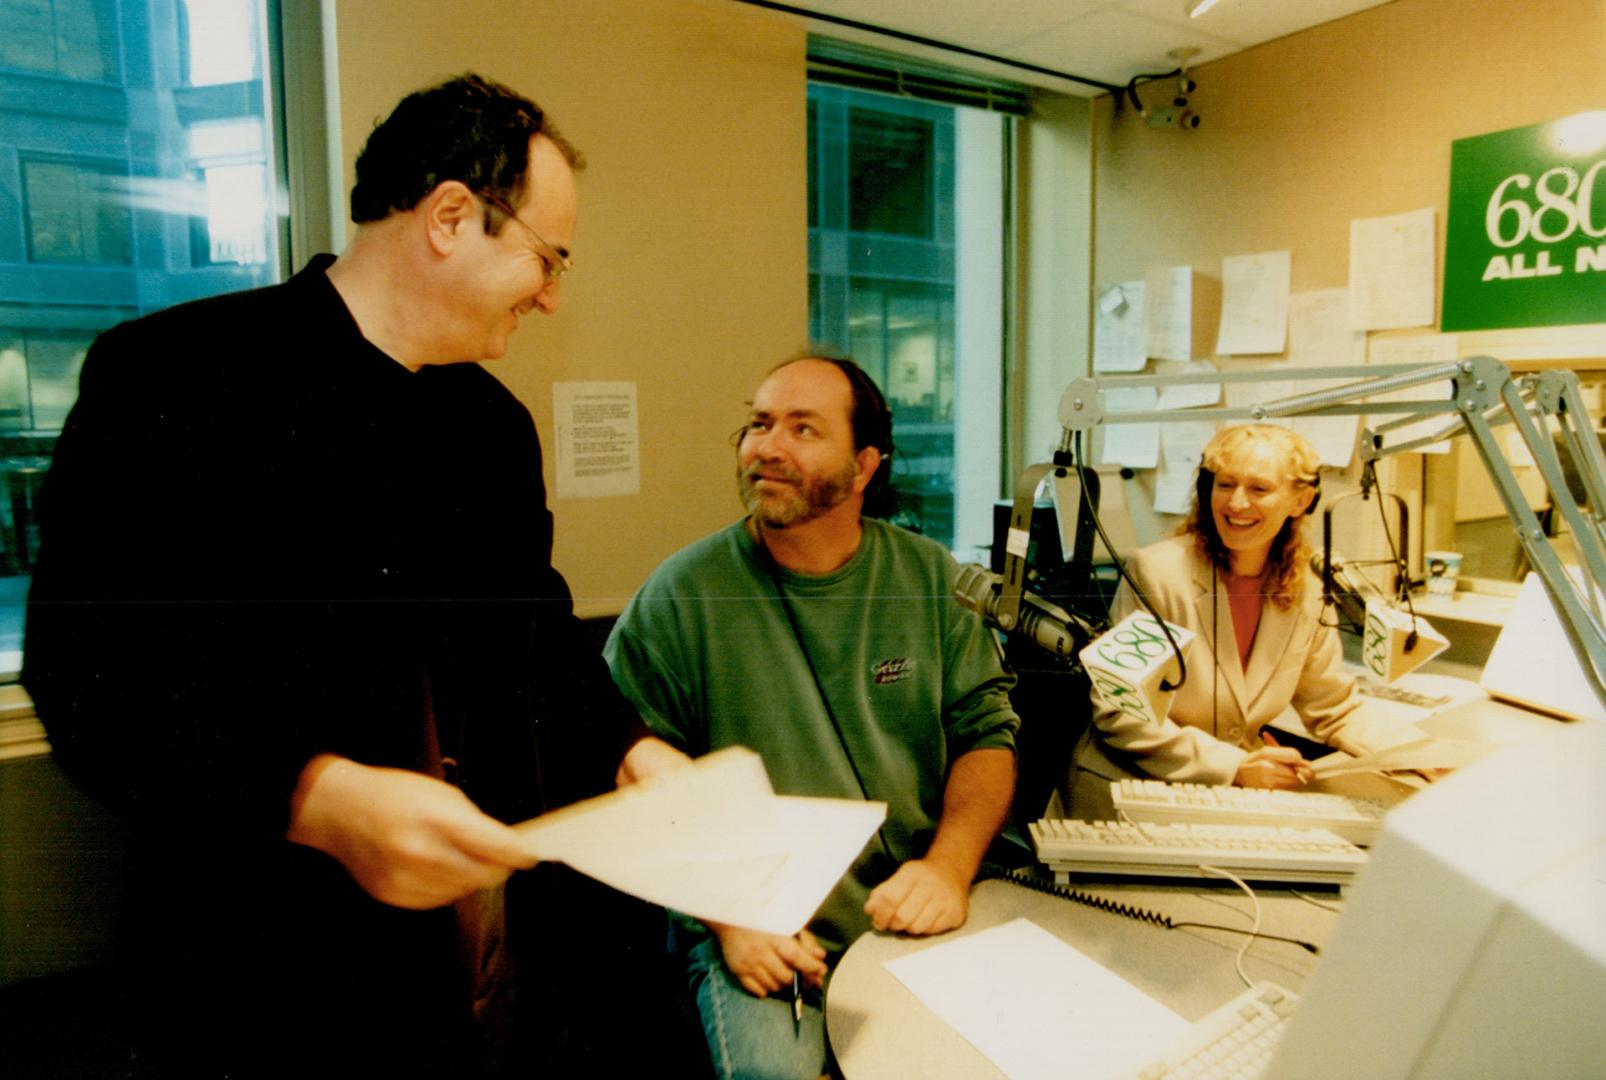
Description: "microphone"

(1314, 550), (1369, 635)
(953, 563), (1100, 660)
(1314, 551), (1449, 682)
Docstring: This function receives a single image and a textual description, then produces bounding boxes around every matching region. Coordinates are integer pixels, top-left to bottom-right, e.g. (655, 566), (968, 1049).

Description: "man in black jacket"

(24, 73), (684, 1077)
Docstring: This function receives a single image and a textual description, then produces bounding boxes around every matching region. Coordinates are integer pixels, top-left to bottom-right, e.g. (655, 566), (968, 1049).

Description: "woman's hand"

(1234, 745), (1314, 789)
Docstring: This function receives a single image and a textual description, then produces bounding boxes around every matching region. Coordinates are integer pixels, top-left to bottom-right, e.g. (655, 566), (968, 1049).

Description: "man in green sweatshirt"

(605, 354), (1019, 1080)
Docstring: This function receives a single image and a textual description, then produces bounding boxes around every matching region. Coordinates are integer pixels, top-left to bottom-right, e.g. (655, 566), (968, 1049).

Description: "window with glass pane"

(0, 0), (285, 665)
(23, 159), (133, 265)
(808, 80), (1006, 553)
(0, 0), (117, 81)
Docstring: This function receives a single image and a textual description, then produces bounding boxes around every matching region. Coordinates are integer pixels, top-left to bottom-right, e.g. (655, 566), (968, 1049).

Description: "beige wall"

(333, 0), (807, 615)
(1093, 0), (1605, 322)
(1018, 93), (1094, 470)
(1089, 0), (1606, 569)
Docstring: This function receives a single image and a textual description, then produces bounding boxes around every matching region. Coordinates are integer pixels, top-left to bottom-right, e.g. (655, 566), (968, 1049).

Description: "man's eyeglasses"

(478, 192), (573, 284)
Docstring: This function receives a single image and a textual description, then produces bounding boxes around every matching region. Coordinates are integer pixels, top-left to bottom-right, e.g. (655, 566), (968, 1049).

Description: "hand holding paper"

(513, 747), (886, 936)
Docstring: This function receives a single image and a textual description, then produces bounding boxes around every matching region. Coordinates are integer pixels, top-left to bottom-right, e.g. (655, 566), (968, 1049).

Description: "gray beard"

(737, 458), (857, 528)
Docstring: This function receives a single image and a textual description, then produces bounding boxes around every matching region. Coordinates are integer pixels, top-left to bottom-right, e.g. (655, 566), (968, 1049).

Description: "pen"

(1262, 728), (1313, 784)
(791, 970), (802, 1034)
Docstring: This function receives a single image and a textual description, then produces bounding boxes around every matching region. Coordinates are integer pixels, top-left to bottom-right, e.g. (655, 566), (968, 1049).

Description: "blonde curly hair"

(1182, 424), (1321, 611)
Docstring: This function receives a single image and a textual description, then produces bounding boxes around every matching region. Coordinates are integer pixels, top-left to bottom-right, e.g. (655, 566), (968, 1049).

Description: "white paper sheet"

(1145, 265), (1193, 363)
(1349, 207), (1436, 331)
(1094, 281), (1146, 373)
(1367, 334), (1459, 453)
(1099, 386), (1159, 468)
(1355, 669), (1489, 727)
(554, 381), (641, 498)
(1287, 288), (1365, 467)
(1223, 362), (1293, 426)
(1154, 418), (1217, 514)
(1155, 358), (1219, 410)
(513, 747), (885, 936)
(883, 918), (1187, 1080)
(1311, 736), (1490, 778)
(1216, 250), (1290, 356)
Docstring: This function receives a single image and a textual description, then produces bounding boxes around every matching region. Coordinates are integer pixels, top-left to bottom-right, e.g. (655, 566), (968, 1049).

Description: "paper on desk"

(1355, 669), (1489, 726)
(1310, 736), (1491, 778)
(513, 746), (885, 936)
(883, 917), (1187, 1080)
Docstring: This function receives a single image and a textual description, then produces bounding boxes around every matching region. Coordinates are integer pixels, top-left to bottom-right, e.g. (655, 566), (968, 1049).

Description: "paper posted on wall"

(512, 746), (886, 936)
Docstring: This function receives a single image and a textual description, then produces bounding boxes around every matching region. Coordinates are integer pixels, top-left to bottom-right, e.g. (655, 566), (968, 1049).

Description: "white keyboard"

(1029, 819), (1366, 886)
(1111, 778), (1390, 846)
(1131, 981), (1300, 1080)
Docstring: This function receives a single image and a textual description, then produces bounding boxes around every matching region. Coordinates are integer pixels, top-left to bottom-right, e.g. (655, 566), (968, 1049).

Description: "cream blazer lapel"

(1242, 595), (1303, 721)
(1189, 560), (1306, 727)
(1188, 558), (1251, 722)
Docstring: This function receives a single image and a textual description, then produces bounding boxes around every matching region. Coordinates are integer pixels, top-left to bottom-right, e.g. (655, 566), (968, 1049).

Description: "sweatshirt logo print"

(872, 657), (914, 685)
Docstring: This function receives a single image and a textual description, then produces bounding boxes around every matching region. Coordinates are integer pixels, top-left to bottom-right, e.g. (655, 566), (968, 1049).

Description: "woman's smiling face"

(1208, 439), (1314, 568)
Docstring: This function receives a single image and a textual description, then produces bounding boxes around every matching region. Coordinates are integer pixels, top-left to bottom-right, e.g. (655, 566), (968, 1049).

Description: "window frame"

(806, 42), (1019, 556)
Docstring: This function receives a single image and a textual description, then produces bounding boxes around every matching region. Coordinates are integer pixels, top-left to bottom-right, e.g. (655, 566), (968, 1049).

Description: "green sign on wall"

(1442, 112), (1606, 331)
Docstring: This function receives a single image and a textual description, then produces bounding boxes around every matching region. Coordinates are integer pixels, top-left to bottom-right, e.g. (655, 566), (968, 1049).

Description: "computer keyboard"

(1028, 818), (1367, 886)
(1110, 778), (1390, 846)
(1131, 981), (1300, 1080)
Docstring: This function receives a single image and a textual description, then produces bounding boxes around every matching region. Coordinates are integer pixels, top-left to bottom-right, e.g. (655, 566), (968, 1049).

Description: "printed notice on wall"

(554, 381), (640, 499)
(1215, 250), (1290, 356)
(1094, 281), (1146, 372)
(1144, 265), (1193, 363)
(1349, 207), (1436, 331)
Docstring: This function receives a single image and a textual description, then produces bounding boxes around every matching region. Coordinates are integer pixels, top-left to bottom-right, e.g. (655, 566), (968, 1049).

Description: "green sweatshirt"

(604, 518), (1018, 953)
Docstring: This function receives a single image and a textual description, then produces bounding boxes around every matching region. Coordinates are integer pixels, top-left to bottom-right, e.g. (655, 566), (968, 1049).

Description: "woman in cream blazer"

(1064, 425), (1407, 818)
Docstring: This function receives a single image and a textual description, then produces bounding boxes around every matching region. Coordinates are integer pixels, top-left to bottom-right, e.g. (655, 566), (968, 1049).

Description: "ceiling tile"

(768, 0), (1397, 95)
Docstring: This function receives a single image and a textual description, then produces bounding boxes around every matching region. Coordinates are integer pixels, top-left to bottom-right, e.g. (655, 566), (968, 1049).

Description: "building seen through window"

(0, 0), (283, 667)
(808, 80), (1007, 551)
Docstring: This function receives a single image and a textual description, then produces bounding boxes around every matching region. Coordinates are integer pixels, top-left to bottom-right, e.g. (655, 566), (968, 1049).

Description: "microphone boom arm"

(1052, 358), (1606, 714)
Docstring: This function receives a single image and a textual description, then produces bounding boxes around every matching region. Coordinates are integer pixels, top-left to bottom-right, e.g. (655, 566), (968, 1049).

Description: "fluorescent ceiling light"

(1186, 0), (1225, 16)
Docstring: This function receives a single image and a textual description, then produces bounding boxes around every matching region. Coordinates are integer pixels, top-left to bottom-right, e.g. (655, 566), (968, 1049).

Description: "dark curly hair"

(349, 73), (583, 235)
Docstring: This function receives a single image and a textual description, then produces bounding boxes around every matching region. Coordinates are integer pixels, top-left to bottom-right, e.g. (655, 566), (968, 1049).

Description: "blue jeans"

(684, 934), (829, 1080)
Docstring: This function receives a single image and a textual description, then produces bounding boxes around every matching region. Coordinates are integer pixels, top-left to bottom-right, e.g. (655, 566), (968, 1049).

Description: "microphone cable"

(1067, 431), (1189, 692)
(1367, 460), (1420, 650)
(977, 865), (1322, 955)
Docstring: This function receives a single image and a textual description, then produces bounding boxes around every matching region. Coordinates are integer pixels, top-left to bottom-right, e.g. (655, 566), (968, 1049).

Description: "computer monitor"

(1262, 719), (1606, 1078)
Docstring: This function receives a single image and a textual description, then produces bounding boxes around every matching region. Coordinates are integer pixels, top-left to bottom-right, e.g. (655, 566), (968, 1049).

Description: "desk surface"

(827, 691), (1573, 1078)
(827, 875), (1341, 1079)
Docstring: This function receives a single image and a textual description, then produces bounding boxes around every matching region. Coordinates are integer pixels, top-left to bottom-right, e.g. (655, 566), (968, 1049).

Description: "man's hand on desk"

(863, 858), (970, 936)
(285, 754), (538, 910)
(709, 922), (827, 998)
